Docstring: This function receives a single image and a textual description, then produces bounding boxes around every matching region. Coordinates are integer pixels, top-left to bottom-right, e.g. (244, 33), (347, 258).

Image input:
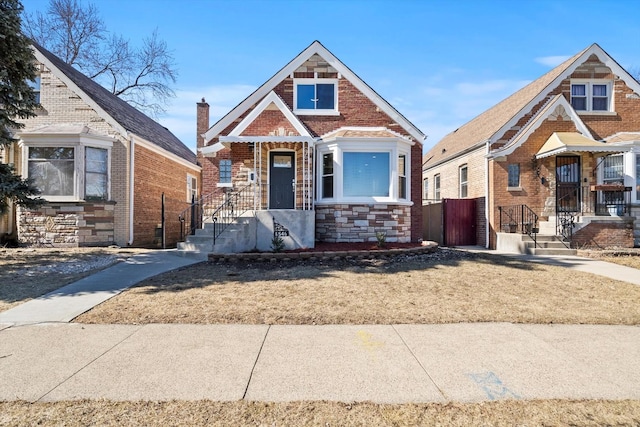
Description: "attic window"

(571, 80), (612, 113)
(294, 78), (338, 116)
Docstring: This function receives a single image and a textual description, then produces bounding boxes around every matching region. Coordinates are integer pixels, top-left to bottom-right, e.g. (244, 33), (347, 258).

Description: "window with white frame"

(398, 155), (407, 199)
(571, 81), (612, 112)
(85, 147), (108, 199)
(28, 147), (75, 197)
(459, 164), (468, 198)
(316, 140), (411, 203)
(603, 154), (624, 184)
(423, 177), (429, 200)
(343, 152), (390, 197)
(294, 78), (338, 115)
(508, 163), (520, 188)
(434, 174), (441, 201)
(219, 159), (231, 184)
(24, 139), (112, 202)
(322, 153), (334, 199)
(187, 174), (197, 202)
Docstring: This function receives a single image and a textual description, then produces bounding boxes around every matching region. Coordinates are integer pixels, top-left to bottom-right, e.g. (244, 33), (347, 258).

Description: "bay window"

(21, 133), (113, 202)
(316, 140), (411, 203)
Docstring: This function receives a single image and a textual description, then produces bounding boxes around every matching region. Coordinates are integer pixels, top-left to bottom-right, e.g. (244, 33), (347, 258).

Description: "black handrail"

(498, 204), (539, 248)
(211, 183), (255, 245)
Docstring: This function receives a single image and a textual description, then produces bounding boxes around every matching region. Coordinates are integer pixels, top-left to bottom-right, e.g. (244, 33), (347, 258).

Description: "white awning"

(535, 132), (630, 159)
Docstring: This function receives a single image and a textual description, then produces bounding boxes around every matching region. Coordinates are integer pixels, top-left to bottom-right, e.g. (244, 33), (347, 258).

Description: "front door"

(269, 152), (295, 209)
(556, 155), (580, 212)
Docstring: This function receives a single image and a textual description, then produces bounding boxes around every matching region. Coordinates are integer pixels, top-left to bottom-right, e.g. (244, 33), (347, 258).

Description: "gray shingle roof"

(33, 42), (196, 164)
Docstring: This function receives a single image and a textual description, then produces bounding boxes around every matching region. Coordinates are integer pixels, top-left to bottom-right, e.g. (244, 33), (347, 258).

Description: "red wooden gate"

(443, 198), (477, 246)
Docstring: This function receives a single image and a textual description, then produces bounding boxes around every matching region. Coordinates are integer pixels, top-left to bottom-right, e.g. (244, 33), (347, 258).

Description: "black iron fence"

(498, 204), (539, 247)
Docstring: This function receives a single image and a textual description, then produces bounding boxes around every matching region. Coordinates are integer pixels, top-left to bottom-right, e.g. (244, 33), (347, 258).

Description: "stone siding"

(316, 204), (411, 243)
(18, 202), (115, 247)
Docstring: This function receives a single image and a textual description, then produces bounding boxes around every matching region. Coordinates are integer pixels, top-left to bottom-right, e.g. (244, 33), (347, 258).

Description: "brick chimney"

(196, 98), (210, 150)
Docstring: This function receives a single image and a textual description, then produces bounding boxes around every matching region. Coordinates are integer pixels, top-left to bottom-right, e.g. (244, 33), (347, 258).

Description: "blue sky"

(22, 0), (640, 153)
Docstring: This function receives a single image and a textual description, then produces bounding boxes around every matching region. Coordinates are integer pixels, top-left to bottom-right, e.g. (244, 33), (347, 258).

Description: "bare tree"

(24, 0), (177, 117)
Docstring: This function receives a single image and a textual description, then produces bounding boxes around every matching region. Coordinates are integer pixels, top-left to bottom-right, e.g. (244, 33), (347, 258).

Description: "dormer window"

(294, 78), (338, 115)
(571, 81), (612, 112)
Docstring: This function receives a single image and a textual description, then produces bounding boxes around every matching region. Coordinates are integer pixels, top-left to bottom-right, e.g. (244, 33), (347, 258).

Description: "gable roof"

(31, 42), (197, 164)
(423, 43), (640, 169)
(204, 40), (425, 143)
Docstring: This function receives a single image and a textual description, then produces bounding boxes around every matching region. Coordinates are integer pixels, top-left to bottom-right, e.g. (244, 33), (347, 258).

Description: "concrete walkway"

(1, 322), (638, 403)
(0, 251), (200, 325)
(457, 246), (640, 286)
(1, 248), (639, 403)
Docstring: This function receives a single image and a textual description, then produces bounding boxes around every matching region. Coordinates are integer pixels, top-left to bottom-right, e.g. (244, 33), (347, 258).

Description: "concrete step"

(525, 241), (570, 249)
(531, 247), (577, 256)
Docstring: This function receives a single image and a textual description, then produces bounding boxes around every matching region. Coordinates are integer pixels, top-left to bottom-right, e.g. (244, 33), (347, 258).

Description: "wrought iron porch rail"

(211, 183), (255, 245)
(498, 204), (539, 248)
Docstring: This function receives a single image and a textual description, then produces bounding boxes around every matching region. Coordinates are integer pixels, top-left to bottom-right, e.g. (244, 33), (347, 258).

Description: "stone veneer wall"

(315, 204), (411, 243)
(18, 202), (115, 247)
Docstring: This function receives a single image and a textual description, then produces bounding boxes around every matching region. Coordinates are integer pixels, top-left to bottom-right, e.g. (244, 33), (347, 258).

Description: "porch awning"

(535, 132), (630, 159)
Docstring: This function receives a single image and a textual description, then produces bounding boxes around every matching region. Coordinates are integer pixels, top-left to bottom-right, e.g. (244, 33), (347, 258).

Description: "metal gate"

(443, 198), (477, 246)
(422, 199), (477, 246)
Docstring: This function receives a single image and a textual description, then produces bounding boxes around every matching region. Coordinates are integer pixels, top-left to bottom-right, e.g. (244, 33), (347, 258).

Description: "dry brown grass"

(579, 249), (640, 270)
(1, 399), (639, 426)
(0, 247), (150, 312)
(77, 249), (640, 325)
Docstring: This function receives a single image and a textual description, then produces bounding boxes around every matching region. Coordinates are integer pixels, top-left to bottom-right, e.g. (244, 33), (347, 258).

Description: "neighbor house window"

(322, 153), (334, 198)
(434, 174), (441, 201)
(29, 75), (41, 104)
(343, 152), (390, 197)
(508, 164), (520, 188)
(294, 79), (338, 114)
(398, 155), (407, 199)
(187, 174), (197, 202)
(24, 139), (112, 202)
(459, 164), (468, 198)
(603, 154), (624, 184)
(28, 147), (75, 197)
(423, 177), (429, 200)
(219, 159), (231, 184)
(85, 147), (108, 199)
(571, 81), (611, 112)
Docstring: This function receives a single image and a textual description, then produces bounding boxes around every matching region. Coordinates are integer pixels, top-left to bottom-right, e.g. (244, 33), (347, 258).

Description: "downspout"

(7, 143), (15, 236)
(128, 136), (135, 245)
(485, 140), (490, 249)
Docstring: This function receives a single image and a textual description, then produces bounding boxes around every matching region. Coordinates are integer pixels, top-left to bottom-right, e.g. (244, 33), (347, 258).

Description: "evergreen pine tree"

(0, 0), (44, 214)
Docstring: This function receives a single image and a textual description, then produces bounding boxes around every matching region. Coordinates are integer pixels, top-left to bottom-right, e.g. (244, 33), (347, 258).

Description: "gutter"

(484, 140), (490, 248)
(128, 136), (135, 245)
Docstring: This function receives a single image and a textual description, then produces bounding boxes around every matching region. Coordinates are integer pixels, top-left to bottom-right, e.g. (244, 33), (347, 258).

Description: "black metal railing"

(498, 204), (539, 248)
(556, 211), (575, 247)
(211, 183), (255, 245)
(591, 185), (632, 216)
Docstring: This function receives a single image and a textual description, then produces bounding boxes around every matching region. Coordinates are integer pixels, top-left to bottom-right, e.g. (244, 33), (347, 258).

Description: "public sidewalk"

(0, 251), (200, 325)
(0, 322), (638, 403)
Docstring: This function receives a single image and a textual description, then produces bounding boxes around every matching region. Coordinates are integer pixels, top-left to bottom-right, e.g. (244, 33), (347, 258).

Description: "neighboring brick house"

(194, 41), (425, 252)
(0, 42), (200, 247)
(423, 43), (640, 250)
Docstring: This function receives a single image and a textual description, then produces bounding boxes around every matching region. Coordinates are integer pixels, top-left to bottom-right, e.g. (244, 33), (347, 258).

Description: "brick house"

(0, 42), (200, 247)
(423, 43), (640, 251)
(189, 41), (424, 252)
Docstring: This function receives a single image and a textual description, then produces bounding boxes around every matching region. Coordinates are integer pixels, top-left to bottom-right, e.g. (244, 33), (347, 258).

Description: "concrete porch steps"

(176, 217), (255, 258)
(497, 232), (576, 256)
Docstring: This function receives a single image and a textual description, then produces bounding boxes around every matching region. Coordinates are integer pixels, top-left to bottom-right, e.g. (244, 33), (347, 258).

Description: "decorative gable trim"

(204, 41), (425, 143)
(32, 47), (129, 140)
(229, 91), (311, 137)
(489, 43), (640, 147)
(489, 94), (592, 158)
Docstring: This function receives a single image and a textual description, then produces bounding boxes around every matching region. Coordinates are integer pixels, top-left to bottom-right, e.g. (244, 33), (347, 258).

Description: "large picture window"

(28, 147), (75, 197)
(343, 152), (390, 197)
